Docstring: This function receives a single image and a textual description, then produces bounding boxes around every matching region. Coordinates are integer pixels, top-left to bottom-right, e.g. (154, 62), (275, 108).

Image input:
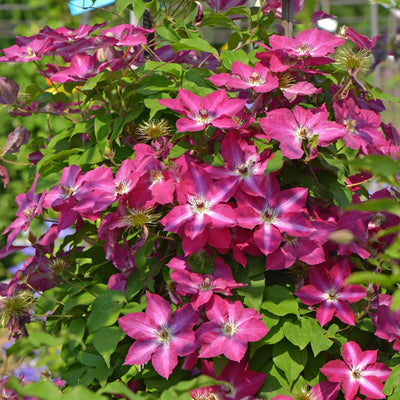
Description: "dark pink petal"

(145, 292), (172, 326)
(358, 376), (386, 399)
(254, 223), (282, 255)
(118, 313), (155, 340)
(333, 300), (355, 325)
(316, 301), (336, 326)
(124, 340), (157, 365)
(342, 341), (364, 368)
(152, 343), (178, 379)
(320, 359), (349, 381)
(341, 377), (359, 400)
(295, 285), (325, 305)
(339, 285), (367, 303)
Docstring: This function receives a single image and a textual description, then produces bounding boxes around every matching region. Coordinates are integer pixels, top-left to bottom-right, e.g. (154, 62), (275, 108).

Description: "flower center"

(195, 109), (214, 124)
(222, 320), (239, 337)
(261, 207), (277, 224)
(155, 326), (173, 345)
(149, 169), (164, 185)
(295, 43), (314, 55)
(295, 126), (312, 141)
(189, 196), (211, 215)
(246, 72), (266, 86)
(61, 185), (76, 199)
(234, 159), (255, 179)
(198, 277), (215, 292)
(344, 119), (357, 133)
(115, 179), (129, 195)
(25, 47), (36, 58)
(325, 290), (338, 302)
(350, 367), (363, 381)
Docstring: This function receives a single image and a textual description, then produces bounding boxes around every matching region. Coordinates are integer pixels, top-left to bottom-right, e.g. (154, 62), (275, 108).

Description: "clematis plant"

(1, 1), (400, 399)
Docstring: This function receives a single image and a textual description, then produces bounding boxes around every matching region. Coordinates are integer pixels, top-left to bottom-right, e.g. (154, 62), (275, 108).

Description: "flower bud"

(0, 76), (19, 105)
(328, 229), (355, 244)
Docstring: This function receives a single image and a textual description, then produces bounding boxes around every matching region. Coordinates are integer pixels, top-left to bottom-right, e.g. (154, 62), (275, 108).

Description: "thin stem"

(0, 157), (29, 166)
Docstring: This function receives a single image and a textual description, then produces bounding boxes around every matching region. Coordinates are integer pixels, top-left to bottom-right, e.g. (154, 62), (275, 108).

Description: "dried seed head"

(0, 291), (34, 328)
(137, 119), (171, 141)
(122, 206), (161, 229)
(336, 47), (370, 74)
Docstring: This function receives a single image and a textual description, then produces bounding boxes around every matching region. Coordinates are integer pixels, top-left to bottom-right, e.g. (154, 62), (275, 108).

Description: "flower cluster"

(0, 4), (399, 400)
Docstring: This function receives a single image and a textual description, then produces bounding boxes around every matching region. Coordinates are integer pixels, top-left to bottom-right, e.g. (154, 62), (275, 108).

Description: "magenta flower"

(160, 160), (237, 254)
(3, 173), (45, 250)
(321, 341), (391, 400)
(269, 28), (345, 58)
(235, 174), (313, 256)
(374, 304), (400, 352)
(196, 295), (268, 362)
(47, 54), (110, 83)
(208, 61), (279, 93)
(158, 89), (246, 132)
(259, 105), (347, 159)
(193, 358), (267, 400)
(295, 260), (367, 326)
(169, 256), (245, 310)
(118, 292), (199, 379)
(0, 38), (51, 62)
(333, 97), (386, 154)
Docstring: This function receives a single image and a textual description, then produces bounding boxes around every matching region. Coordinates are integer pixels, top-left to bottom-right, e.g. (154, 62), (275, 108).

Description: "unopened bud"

(328, 229), (355, 244)
(0, 76), (19, 105)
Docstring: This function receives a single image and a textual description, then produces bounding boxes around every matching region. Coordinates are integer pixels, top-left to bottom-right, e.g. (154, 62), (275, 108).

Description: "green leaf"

(99, 382), (156, 399)
(262, 285), (299, 316)
(347, 198), (400, 218)
(273, 339), (308, 386)
(94, 114), (112, 142)
(220, 49), (248, 70)
(64, 290), (96, 313)
(76, 351), (105, 367)
(67, 318), (87, 350)
(28, 331), (63, 347)
(304, 317), (334, 356)
(116, 0), (134, 13)
(171, 38), (218, 55)
(351, 155), (400, 186)
(346, 271), (400, 288)
(370, 86), (400, 103)
(391, 288), (400, 311)
(6, 377), (62, 400)
(167, 141), (195, 159)
(87, 290), (127, 333)
(282, 317), (310, 350)
(265, 150), (284, 174)
(384, 363), (400, 396)
(201, 12), (239, 31)
(93, 325), (125, 367)
(237, 272), (265, 312)
(156, 23), (181, 43)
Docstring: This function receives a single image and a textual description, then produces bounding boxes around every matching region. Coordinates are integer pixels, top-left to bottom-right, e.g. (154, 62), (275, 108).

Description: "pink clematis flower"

(269, 28), (345, 58)
(259, 105), (347, 159)
(374, 304), (400, 352)
(118, 292), (199, 379)
(2, 173), (45, 250)
(295, 260), (367, 326)
(321, 341), (391, 400)
(169, 256), (245, 310)
(235, 174), (313, 256)
(208, 61), (279, 93)
(196, 295), (268, 362)
(333, 97), (386, 154)
(191, 358), (267, 400)
(158, 89), (246, 132)
(160, 159), (237, 254)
